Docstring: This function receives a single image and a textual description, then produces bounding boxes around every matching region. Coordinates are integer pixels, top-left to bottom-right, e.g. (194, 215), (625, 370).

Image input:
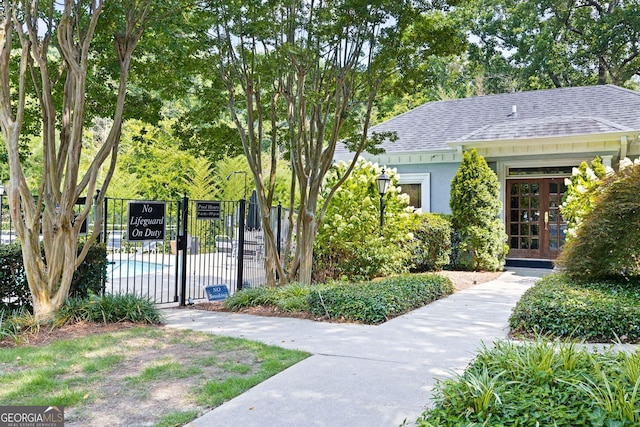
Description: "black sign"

(196, 201), (221, 220)
(127, 201), (166, 241)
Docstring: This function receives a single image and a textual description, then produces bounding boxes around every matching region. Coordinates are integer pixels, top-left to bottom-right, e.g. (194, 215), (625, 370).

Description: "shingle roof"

(456, 116), (632, 142)
(337, 85), (640, 154)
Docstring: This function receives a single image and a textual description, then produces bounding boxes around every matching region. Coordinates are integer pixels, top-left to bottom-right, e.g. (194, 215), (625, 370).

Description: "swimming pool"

(109, 259), (169, 277)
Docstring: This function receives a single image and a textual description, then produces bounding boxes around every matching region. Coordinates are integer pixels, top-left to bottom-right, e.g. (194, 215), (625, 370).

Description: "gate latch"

(176, 235), (187, 250)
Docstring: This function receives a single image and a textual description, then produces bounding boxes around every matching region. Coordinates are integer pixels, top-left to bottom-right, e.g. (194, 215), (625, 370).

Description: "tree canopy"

(459, 0), (640, 89)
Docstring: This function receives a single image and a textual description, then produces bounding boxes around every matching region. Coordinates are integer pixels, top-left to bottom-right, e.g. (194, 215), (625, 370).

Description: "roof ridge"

(603, 84), (640, 97)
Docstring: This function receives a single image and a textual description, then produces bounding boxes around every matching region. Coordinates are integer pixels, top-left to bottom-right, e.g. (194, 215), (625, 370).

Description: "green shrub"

(0, 243), (31, 311)
(556, 161), (640, 280)
(560, 156), (608, 241)
(225, 282), (335, 313)
(307, 274), (454, 324)
(0, 242), (107, 311)
(225, 287), (272, 311)
(407, 213), (452, 272)
(313, 160), (416, 281)
(417, 339), (640, 426)
(56, 293), (162, 325)
(450, 149), (508, 271)
(509, 273), (640, 342)
(0, 307), (38, 344)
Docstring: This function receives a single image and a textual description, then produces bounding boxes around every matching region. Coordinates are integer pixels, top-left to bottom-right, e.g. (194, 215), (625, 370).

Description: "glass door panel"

(507, 178), (567, 259)
(507, 180), (542, 258)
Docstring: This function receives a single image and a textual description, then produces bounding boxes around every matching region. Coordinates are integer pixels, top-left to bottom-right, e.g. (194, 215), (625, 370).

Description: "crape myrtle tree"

(0, 0), (160, 322)
(206, 0), (464, 286)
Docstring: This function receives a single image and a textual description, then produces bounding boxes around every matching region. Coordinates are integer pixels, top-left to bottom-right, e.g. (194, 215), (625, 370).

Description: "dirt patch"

(191, 270), (505, 321)
(0, 321), (139, 348)
(438, 270), (505, 292)
(2, 325), (291, 427)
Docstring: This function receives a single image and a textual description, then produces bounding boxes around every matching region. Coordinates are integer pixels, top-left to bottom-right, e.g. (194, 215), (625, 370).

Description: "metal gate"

(0, 192), (289, 305)
(102, 196), (289, 305)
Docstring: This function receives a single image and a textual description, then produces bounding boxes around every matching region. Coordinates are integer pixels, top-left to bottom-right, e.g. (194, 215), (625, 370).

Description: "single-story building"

(334, 84), (640, 264)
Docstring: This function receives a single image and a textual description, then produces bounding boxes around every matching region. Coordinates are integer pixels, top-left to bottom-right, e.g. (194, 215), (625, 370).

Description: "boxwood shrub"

(0, 242), (107, 311)
(509, 273), (640, 342)
(308, 274), (454, 324)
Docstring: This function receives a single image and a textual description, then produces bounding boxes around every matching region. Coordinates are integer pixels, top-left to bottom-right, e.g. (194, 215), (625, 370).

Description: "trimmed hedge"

(408, 213), (452, 272)
(509, 273), (640, 342)
(308, 274), (454, 324)
(0, 242), (107, 311)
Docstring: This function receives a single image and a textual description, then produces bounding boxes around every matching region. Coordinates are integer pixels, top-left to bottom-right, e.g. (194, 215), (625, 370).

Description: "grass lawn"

(0, 325), (308, 426)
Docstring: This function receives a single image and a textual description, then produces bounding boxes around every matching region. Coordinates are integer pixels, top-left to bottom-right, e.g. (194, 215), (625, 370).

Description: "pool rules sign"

(127, 201), (166, 241)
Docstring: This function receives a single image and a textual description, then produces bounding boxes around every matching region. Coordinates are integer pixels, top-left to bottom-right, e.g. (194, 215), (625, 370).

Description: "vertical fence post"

(173, 199), (181, 303)
(236, 199), (246, 291)
(94, 189), (101, 244)
(277, 203), (282, 258)
(179, 194), (189, 306)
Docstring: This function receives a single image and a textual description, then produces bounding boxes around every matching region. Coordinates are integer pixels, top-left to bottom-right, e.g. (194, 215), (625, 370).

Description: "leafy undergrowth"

(510, 273), (640, 343)
(418, 339), (640, 426)
(223, 273), (454, 324)
(1, 293), (162, 347)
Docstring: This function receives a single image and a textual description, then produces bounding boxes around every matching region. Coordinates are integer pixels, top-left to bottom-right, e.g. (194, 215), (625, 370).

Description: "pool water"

(110, 259), (168, 277)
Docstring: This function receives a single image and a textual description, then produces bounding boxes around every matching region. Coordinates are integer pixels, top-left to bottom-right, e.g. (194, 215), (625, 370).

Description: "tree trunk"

(1, 0), (149, 322)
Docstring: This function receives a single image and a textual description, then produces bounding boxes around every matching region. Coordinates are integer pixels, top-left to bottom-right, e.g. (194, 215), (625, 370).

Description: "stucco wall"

(392, 162), (460, 214)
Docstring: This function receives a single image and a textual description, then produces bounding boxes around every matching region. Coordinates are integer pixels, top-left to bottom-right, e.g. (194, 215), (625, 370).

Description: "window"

(397, 172), (430, 212)
(402, 184), (422, 209)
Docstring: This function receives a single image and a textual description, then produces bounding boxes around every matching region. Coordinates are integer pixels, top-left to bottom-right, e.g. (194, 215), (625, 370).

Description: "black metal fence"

(0, 192), (290, 306)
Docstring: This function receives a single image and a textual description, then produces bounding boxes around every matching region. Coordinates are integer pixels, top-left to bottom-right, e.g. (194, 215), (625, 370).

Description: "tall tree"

(459, 0), (640, 88)
(0, 0), (152, 322)
(206, 0), (464, 285)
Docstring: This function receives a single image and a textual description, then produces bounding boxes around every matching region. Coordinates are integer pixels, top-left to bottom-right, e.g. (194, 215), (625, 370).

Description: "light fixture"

(226, 171), (248, 200)
(377, 170), (390, 196)
(377, 169), (390, 234)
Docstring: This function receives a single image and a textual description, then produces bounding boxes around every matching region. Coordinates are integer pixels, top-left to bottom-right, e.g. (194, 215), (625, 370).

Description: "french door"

(507, 178), (567, 259)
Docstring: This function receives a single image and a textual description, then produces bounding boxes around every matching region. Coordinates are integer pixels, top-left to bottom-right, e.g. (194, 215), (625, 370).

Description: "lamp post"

(226, 171), (248, 200)
(377, 169), (390, 234)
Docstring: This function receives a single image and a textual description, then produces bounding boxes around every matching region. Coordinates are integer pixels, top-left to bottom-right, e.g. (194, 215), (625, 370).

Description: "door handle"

(544, 212), (549, 230)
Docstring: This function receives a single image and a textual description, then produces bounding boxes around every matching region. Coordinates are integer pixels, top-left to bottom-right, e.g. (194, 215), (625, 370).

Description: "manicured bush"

(0, 242), (107, 311)
(509, 273), (640, 342)
(407, 213), (452, 272)
(556, 161), (640, 280)
(450, 149), (508, 271)
(417, 339), (640, 426)
(225, 282), (337, 313)
(307, 274), (454, 324)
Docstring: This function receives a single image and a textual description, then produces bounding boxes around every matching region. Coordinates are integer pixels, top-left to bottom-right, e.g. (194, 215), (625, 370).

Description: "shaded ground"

(1, 270), (504, 426)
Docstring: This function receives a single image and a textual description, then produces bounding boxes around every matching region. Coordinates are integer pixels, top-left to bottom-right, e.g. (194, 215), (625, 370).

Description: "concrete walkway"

(162, 267), (548, 427)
